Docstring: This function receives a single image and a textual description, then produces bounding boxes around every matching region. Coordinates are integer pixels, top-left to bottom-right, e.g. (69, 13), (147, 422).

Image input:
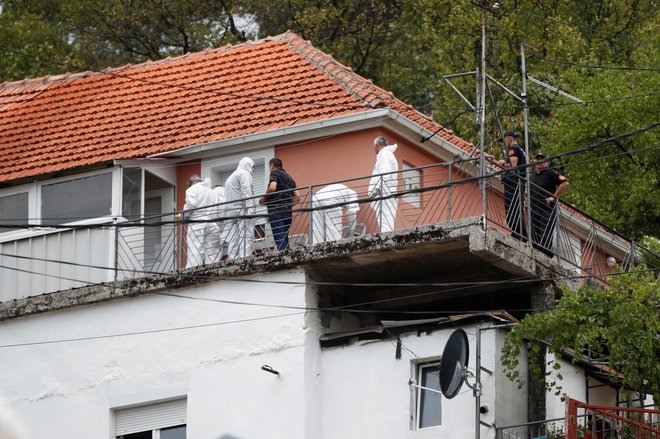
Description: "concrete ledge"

(0, 217), (578, 321)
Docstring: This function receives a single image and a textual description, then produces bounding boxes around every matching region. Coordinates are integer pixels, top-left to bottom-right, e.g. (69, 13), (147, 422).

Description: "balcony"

(0, 159), (648, 301)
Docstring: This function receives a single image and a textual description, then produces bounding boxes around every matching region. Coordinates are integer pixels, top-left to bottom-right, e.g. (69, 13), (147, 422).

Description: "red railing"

(566, 398), (660, 439)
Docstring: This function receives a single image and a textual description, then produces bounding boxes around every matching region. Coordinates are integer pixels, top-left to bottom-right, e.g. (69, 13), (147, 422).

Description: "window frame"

(39, 170), (115, 226)
(401, 161), (422, 208)
(412, 359), (443, 430)
(0, 189), (30, 234)
(113, 397), (187, 439)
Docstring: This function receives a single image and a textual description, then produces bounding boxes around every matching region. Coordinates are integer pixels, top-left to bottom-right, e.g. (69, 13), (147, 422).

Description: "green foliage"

(0, 0), (657, 238)
(0, 0), (248, 81)
(501, 269), (660, 402)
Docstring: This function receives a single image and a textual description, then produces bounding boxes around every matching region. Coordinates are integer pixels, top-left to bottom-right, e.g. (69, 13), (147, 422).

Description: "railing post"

(177, 212), (185, 271)
(566, 398), (578, 439)
(113, 217), (119, 282)
(447, 162), (453, 221)
(307, 186), (314, 244)
(379, 176), (383, 232)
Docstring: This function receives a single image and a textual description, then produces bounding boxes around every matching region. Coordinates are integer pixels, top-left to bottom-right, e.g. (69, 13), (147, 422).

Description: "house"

(0, 32), (646, 438)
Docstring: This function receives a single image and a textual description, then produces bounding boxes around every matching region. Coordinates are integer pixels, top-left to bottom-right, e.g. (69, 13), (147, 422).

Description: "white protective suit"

(184, 178), (217, 268)
(312, 184), (360, 243)
(204, 185), (227, 263)
(225, 157), (256, 259)
(368, 143), (399, 232)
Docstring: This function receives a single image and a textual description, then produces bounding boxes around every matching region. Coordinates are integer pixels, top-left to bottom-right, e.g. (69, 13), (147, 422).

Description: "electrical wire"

(513, 11), (657, 45)
(0, 288), (656, 349)
(535, 57), (660, 72)
(0, 251), (655, 304)
(3, 122), (657, 228)
(1, 247), (653, 294)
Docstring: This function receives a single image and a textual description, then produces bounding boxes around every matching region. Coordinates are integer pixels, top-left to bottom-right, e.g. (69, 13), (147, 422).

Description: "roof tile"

(0, 31), (473, 184)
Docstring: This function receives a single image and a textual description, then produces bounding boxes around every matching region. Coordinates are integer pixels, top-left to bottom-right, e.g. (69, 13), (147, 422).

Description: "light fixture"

(606, 256), (616, 267)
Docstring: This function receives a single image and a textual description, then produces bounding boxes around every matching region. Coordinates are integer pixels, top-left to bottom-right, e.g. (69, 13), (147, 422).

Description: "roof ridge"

(0, 32), (296, 91)
(281, 33), (388, 109)
(280, 33), (468, 144)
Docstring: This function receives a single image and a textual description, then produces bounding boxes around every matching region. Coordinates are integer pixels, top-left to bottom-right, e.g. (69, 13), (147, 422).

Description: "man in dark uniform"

(498, 131), (527, 240)
(530, 152), (569, 257)
(260, 158), (300, 251)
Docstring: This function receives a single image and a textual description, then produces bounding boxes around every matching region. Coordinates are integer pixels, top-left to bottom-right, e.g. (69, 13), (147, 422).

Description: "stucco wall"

(0, 268), (316, 439)
(318, 324), (499, 439)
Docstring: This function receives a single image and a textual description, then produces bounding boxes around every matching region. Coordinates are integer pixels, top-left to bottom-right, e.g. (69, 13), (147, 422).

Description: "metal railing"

(1, 158), (654, 300)
(114, 158), (650, 278)
(496, 416), (567, 439)
(117, 158), (485, 272)
(566, 398), (660, 439)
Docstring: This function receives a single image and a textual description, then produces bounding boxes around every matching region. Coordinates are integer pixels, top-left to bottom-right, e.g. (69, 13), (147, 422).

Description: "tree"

(0, 0), (249, 81)
(501, 269), (660, 402)
(0, 0), (657, 239)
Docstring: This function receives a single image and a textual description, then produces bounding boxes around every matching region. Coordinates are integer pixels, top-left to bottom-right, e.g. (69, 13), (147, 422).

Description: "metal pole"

(447, 162), (453, 221)
(307, 186), (314, 243)
(479, 5), (487, 230)
(113, 217), (119, 282)
(475, 324), (482, 439)
(521, 44), (533, 245)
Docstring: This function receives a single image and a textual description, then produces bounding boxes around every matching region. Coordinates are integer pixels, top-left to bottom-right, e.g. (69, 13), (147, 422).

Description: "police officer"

(498, 131), (527, 240)
(530, 152), (569, 257)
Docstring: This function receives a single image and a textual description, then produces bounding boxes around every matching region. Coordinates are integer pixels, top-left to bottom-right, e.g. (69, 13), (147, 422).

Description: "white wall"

(317, 324), (500, 439)
(546, 356), (618, 421)
(0, 268), (316, 439)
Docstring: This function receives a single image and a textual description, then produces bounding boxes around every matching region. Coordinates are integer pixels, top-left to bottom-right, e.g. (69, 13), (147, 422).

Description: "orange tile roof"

(0, 32), (474, 184)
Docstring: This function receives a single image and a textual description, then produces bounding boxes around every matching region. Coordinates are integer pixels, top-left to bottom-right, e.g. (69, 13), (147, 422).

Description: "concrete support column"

(528, 282), (555, 434)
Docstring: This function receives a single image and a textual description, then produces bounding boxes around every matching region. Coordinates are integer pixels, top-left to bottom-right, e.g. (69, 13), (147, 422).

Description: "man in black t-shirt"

(260, 158), (300, 250)
(530, 152), (569, 257)
(498, 131), (527, 240)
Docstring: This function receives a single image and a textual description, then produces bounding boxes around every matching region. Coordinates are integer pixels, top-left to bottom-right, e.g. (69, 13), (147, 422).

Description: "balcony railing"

(0, 159), (653, 300)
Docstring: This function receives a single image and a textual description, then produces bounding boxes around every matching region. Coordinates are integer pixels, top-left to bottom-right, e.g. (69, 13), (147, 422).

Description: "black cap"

(499, 130), (518, 142)
(535, 152), (547, 159)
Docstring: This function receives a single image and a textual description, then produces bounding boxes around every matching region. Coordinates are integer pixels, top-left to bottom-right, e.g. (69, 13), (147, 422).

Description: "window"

(114, 398), (187, 439)
(402, 162), (422, 208)
(41, 173), (112, 225)
(416, 362), (442, 429)
(0, 192), (28, 233)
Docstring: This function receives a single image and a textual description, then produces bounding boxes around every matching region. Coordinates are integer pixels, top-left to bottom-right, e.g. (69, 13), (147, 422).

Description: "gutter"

(147, 108), (467, 164)
(149, 108), (391, 159)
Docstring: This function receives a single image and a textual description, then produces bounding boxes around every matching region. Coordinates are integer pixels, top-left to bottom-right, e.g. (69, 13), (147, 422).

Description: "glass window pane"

(122, 168), (142, 221)
(41, 173), (112, 225)
(0, 192), (28, 233)
(402, 163), (421, 208)
(419, 364), (442, 428)
(161, 425), (186, 439)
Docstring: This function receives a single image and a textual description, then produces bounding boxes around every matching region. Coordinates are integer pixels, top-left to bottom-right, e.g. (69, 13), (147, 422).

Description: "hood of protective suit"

(382, 143), (398, 154)
(237, 157), (255, 173)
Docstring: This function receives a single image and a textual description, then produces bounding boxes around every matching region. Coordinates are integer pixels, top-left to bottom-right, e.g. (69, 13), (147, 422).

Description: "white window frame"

(402, 162), (422, 208)
(37, 167), (120, 225)
(113, 397), (187, 439)
(201, 147), (275, 225)
(412, 359), (442, 430)
(0, 187), (32, 234)
(200, 147), (274, 192)
(0, 167), (122, 243)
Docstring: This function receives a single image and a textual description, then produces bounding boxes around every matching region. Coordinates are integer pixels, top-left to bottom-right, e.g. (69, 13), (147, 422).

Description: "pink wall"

(275, 128), (488, 234)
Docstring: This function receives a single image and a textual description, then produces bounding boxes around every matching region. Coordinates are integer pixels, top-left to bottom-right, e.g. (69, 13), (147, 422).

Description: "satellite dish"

(439, 328), (469, 399)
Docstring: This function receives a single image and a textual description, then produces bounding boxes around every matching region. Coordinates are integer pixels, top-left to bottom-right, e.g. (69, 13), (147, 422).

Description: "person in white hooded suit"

(225, 157), (256, 259)
(312, 183), (360, 243)
(184, 175), (216, 268)
(368, 136), (399, 233)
